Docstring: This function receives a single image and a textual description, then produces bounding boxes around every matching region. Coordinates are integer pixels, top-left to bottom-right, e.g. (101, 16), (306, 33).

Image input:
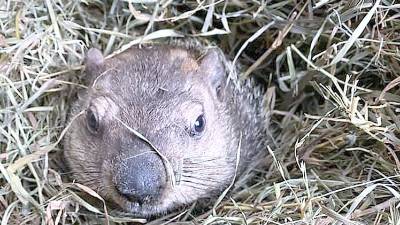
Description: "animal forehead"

(97, 45), (201, 96)
(116, 93), (203, 132)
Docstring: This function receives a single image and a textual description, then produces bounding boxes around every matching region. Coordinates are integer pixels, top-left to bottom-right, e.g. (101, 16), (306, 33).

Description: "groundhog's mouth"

(117, 195), (167, 217)
(124, 201), (145, 214)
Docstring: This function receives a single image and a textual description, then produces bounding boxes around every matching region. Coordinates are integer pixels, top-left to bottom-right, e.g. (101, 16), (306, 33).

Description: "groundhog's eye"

(86, 108), (99, 133)
(191, 114), (206, 137)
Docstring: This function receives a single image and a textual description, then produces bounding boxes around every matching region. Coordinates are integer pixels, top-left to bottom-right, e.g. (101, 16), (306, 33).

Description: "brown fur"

(63, 41), (270, 217)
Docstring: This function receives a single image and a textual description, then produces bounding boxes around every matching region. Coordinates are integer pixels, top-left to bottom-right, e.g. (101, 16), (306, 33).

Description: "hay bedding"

(0, 0), (399, 224)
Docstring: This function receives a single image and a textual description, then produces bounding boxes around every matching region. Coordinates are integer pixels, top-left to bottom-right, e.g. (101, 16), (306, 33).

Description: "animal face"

(64, 45), (240, 217)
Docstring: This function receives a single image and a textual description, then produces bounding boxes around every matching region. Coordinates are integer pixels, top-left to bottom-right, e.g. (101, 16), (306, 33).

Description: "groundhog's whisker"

(79, 171), (101, 175)
(183, 157), (221, 163)
(180, 176), (227, 185)
(182, 165), (228, 171)
(180, 175), (225, 183)
(179, 184), (210, 191)
(178, 179), (215, 187)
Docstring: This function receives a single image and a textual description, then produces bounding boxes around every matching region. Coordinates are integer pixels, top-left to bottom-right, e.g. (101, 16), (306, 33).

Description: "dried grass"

(1, 0), (399, 224)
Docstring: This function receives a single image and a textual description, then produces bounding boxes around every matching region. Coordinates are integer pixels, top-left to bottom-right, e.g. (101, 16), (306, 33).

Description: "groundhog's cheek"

(206, 128), (228, 153)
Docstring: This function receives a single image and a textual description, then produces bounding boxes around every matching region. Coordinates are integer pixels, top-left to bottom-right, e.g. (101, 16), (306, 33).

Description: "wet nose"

(114, 153), (166, 202)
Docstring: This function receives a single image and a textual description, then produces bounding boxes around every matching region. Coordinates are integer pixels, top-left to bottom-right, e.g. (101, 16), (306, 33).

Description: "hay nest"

(1, 0), (399, 224)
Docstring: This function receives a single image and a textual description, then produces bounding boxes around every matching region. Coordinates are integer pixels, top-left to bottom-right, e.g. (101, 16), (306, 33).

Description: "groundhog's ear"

(85, 48), (104, 84)
(200, 49), (226, 101)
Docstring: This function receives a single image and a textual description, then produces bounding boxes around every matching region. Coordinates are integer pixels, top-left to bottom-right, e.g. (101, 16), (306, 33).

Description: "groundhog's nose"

(114, 153), (166, 202)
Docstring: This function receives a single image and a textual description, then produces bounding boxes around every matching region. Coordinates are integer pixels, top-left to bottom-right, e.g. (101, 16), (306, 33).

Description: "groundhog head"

(63, 45), (241, 217)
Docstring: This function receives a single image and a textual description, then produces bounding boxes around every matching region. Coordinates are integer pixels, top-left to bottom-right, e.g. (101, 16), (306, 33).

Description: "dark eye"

(191, 114), (206, 137)
(86, 108), (99, 133)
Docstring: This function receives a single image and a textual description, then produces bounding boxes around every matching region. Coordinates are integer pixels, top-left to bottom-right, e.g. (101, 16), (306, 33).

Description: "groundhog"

(63, 40), (270, 217)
